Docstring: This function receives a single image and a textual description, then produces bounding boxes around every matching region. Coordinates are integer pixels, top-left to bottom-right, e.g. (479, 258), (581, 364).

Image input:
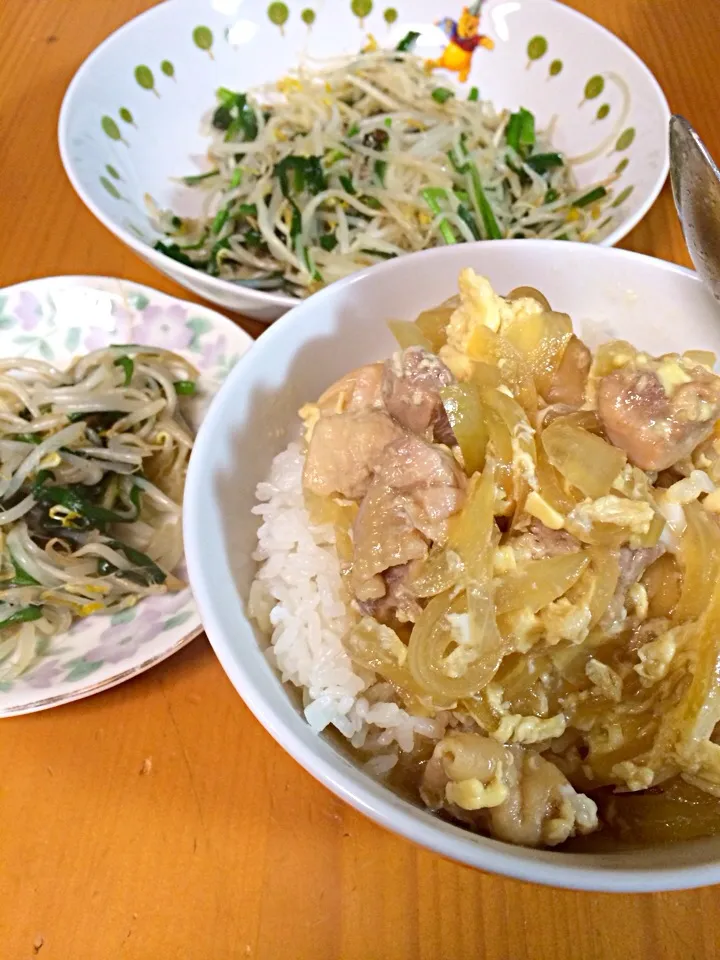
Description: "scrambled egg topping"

(569, 495), (654, 538)
(500, 598), (592, 654)
(655, 356), (694, 395)
(444, 612), (484, 677)
(492, 544), (516, 575)
(542, 599), (592, 646)
(440, 268), (542, 379)
(299, 403), (321, 442)
(585, 658), (623, 702)
(627, 582), (649, 620)
(446, 771), (509, 810)
(491, 712), (566, 745)
(612, 761), (654, 792)
(612, 463), (654, 501)
(634, 628), (679, 685)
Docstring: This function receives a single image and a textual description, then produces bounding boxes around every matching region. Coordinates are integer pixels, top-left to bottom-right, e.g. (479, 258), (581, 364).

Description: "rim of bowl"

(184, 240), (720, 892)
(58, 0), (670, 315)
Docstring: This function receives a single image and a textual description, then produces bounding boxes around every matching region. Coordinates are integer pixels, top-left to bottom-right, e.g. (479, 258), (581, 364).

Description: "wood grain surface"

(1, 1), (720, 958)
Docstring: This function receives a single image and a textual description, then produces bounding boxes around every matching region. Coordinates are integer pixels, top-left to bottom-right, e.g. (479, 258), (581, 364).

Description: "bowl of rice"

(184, 239), (720, 891)
(59, 0), (669, 321)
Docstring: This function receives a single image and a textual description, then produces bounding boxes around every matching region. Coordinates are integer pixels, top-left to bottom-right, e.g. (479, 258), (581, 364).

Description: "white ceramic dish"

(0, 276), (252, 716)
(59, 0), (669, 322)
(184, 240), (720, 891)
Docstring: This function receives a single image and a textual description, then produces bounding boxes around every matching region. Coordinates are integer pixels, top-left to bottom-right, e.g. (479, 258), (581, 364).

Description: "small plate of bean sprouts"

(0, 276), (251, 715)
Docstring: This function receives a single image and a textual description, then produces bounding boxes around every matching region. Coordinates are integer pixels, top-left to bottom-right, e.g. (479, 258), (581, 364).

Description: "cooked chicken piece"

(511, 520), (581, 562)
(375, 434), (467, 540)
(317, 363), (385, 416)
(546, 335), (592, 407)
(420, 732), (598, 847)
(358, 563), (422, 623)
(351, 435), (466, 602)
(382, 346), (456, 444)
(597, 363), (720, 471)
(351, 483), (428, 602)
(490, 745), (598, 847)
(303, 410), (404, 500)
(421, 732), (508, 807)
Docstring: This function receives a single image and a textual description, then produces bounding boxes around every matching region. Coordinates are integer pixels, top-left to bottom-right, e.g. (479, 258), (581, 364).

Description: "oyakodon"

(250, 268), (720, 849)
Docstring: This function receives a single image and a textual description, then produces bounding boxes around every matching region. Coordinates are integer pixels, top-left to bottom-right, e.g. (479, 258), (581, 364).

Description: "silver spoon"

(669, 114), (720, 301)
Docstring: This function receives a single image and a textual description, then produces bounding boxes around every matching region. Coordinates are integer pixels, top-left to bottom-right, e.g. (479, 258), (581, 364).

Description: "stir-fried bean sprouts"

(0, 347), (196, 680)
(151, 39), (616, 298)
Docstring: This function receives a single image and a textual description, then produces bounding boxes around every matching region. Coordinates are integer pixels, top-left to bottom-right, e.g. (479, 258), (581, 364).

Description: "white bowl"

(59, 0), (669, 322)
(184, 240), (720, 891)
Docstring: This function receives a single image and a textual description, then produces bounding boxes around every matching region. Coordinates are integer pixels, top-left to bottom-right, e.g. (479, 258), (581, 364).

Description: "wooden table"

(1, 1), (720, 957)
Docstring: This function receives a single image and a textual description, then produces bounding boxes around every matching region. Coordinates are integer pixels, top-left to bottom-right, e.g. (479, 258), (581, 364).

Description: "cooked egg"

(298, 403), (321, 442)
(635, 628), (678, 684)
(501, 606), (542, 653)
(491, 712), (566, 745)
(627, 582), (649, 621)
(493, 545), (516, 575)
(443, 269), (542, 366)
(585, 658), (623, 702)
(542, 598), (592, 646)
(570, 495), (654, 537)
(656, 357), (693, 395)
(612, 760), (654, 792)
(445, 771), (508, 810)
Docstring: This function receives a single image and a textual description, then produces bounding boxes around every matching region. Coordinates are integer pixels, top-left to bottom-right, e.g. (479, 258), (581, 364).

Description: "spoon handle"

(669, 115), (720, 300)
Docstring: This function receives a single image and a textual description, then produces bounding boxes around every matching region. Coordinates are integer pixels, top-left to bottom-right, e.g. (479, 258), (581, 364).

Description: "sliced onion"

(495, 552), (590, 614)
(542, 419), (626, 501)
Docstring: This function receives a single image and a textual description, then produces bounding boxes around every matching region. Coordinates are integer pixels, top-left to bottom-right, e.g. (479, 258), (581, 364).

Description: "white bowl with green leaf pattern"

(59, 0), (670, 322)
(0, 276), (252, 716)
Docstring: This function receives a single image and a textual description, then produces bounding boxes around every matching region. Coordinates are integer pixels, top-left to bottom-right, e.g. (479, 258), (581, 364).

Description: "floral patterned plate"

(0, 276), (252, 716)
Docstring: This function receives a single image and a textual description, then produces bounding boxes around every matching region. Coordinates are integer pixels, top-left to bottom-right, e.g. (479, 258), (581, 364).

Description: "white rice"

(250, 441), (449, 757)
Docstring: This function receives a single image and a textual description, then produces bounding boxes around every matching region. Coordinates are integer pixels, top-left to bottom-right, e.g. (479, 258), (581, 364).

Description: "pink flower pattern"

(133, 303), (193, 350)
(15, 291), (41, 331)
